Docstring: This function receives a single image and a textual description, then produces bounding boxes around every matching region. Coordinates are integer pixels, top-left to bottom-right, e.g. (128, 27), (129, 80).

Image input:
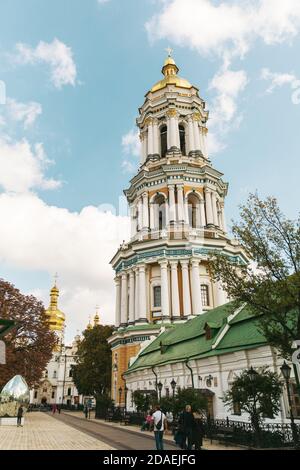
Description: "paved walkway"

(54, 412), (177, 450)
(63, 411), (242, 450)
(0, 412), (114, 450)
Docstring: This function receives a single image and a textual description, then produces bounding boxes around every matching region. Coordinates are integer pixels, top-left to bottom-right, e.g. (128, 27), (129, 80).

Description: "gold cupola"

(151, 51), (193, 93)
(86, 316), (93, 330)
(45, 282), (65, 332)
(94, 310), (100, 327)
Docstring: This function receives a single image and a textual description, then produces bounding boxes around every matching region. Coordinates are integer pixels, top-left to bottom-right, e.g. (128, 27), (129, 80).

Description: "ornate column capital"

(192, 112), (201, 122)
(180, 259), (190, 268)
(144, 116), (154, 126)
(169, 260), (179, 268)
(159, 259), (169, 268)
(166, 108), (178, 119)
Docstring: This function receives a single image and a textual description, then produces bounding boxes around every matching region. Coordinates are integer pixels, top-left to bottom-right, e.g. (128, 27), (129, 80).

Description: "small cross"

(54, 272), (59, 286)
(95, 305), (100, 314)
(165, 46), (173, 57)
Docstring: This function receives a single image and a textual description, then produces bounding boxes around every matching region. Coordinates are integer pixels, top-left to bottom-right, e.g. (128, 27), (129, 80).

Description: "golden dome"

(151, 54), (192, 93)
(94, 312), (100, 327)
(45, 283), (65, 332)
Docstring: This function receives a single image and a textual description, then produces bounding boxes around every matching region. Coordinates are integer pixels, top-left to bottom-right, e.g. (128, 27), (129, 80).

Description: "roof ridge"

(211, 303), (247, 350)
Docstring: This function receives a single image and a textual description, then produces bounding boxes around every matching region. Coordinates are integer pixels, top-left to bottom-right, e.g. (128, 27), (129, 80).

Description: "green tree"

(0, 278), (56, 388)
(173, 388), (207, 416)
(132, 390), (156, 412)
(210, 194), (300, 358)
(223, 367), (283, 446)
(72, 324), (113, 418)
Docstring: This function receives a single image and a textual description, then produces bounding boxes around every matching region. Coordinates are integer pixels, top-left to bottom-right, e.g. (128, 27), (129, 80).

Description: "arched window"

(201, 284), (209, 307)
(153, 194), (167, 230)
(160, 125), (167, 158)
(188, 193), (201, 228)
(179, 125), (186, 155)
(153, 286), (162, 308)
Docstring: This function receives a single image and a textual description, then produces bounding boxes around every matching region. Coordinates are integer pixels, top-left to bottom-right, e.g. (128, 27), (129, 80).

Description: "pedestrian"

(166, 410), (173, 432)
(17, 405), (23, 427)
(179, 405), (195, 450)
(141, 411), (153, 431)
(57, 405), (61, 415)
(84, 405), (89, 419)
(52, 404), (57, 414)
(152, 404), (166, 450)
(192, 411), (205, 450)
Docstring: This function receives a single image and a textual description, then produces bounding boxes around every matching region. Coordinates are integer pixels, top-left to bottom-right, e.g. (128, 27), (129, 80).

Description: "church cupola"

(138, 51), (209, 166)
(45, 279), (66, 346)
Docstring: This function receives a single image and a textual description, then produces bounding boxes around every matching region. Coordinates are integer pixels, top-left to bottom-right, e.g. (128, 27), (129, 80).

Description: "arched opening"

(187, 193), (201, 228)
(152, 194), (167, 230)
(160, 125), (167, 158)
(41, 397), (47, 405)
(179, 124), (186, 155)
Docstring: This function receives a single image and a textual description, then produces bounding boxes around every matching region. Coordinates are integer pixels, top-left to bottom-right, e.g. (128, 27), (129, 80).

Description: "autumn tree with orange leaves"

(0, 279), (57, 388)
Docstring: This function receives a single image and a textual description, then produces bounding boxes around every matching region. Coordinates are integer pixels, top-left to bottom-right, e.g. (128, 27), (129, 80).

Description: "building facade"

(30, 284), (83, 407)
(124, 303), (300, 423)
(108, 54), (247, 405)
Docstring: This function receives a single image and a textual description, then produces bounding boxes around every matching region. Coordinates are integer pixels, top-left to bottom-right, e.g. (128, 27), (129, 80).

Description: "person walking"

(179, 405), (195, 450)
(84, 405), (89, 419)
(192, 411), (205, 450)
(17, 405), (23, 427)
(152, 404), (166, 450)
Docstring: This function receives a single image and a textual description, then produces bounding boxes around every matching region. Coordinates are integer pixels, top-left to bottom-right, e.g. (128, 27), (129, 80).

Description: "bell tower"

(108, 53), (247, 406)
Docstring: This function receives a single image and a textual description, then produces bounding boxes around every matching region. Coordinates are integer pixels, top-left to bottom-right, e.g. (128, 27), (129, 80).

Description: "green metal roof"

(125, 302), (269, 374)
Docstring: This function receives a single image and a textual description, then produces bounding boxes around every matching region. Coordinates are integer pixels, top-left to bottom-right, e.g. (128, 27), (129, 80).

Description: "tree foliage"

(133, 388), (207, 416)
(0, 278), (56, 388)
(223, 367), (283, 435)
(72, 325), (113, 398)
(210, 194), (300, 357)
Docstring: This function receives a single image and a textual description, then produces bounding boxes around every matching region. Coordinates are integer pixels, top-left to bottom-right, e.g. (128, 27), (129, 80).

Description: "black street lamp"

(248, 367), (258, 381)
(281, 361), (299, 446)
(157, 381), (163, 402)
(124, 386), (128, 412)
(118, 386), (123, 408)
(170, 379), (177, 398)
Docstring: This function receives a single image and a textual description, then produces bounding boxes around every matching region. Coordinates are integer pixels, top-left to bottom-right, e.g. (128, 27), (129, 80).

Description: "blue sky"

(0, 0), (300, 341)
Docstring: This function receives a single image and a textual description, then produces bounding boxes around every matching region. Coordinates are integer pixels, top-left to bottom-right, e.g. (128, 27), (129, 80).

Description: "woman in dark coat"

(192, 412), (205, 450)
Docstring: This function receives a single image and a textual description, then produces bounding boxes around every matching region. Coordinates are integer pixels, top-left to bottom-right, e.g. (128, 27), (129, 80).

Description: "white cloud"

(14, 39), (77, 89)
(0, 192), (130, 341)
(97, 0), (111, 4)
(0, 137), (61, 193)
(121, 128), (141, 173)
(146, 0), (300, 61)
(5, 98), (42, 129)
(261, 67), (300, 94)
(207, 67), (248, 154)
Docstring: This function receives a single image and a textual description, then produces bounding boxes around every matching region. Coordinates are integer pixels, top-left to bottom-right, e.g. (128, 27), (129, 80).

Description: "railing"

(204, 418), (300, 448)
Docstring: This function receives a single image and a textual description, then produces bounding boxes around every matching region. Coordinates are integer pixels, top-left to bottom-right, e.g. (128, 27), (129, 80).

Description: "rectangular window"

(34, 391), (38, 399)
(290, 383), (300, 418)
(52, 391), (55, 399)
(153, 286), (162, 308)
(201, 285), (209, 307)
(67, 387), (72, 396)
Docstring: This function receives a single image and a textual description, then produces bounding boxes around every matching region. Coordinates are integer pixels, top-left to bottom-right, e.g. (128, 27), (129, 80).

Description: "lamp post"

(157, 381), (163, 402)
(118, 386), (122, 409)
(281, 361), (299, 446)
(124, 386), (128, 412)
(170, 379), (177, 399)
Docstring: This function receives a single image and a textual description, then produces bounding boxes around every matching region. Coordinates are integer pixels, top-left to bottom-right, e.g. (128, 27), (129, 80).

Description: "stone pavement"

(0, 412), (114, 450)
(64, 411), (242, 451)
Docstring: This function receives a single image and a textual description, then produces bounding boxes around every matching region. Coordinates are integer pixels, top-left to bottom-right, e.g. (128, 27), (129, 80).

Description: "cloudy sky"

(0, 0), (300, 342)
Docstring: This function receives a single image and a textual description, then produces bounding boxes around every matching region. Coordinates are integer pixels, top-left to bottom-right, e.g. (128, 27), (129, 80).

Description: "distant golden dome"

(45, 283), (65, 332)
(151, 54), (193, 93)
